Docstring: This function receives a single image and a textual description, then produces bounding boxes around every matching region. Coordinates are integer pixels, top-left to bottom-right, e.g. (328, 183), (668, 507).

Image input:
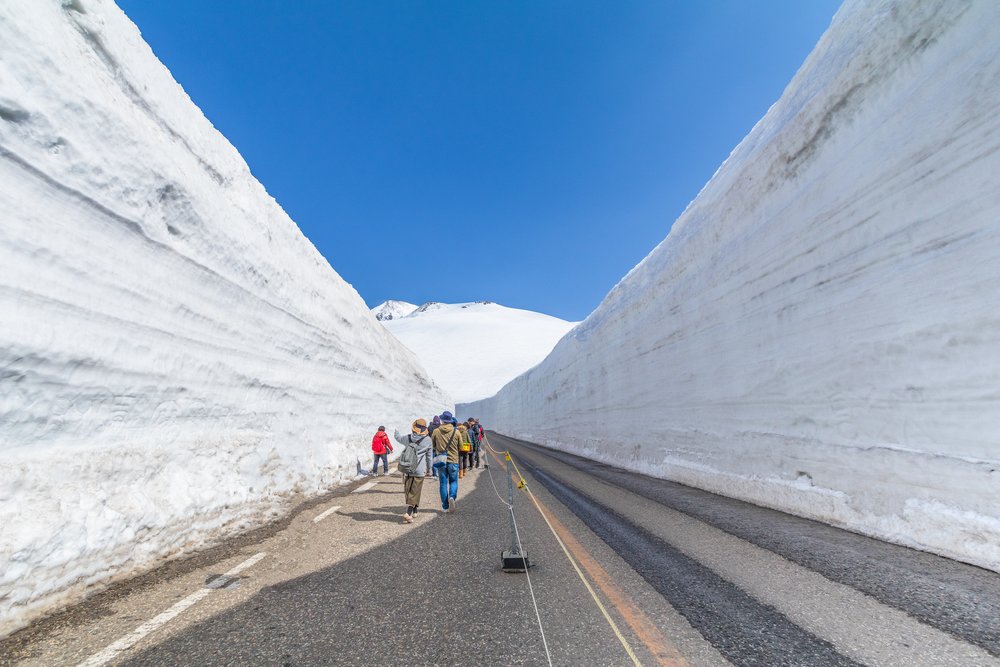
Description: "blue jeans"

(372, 452), (388, 474)
(434, 462), (459, 509)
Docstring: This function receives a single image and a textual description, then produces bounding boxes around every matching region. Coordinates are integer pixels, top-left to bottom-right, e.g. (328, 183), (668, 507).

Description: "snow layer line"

(0, 0), (447, 637)
(462, 0), (1000, 572)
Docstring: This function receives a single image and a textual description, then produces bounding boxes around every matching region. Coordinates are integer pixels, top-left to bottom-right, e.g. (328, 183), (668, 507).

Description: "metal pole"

(507, 453), (520, 556)
(502, 451), (529, 571)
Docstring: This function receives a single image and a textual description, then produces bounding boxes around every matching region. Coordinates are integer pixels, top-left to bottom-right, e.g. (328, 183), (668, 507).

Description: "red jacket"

(372, 431), (392, 455)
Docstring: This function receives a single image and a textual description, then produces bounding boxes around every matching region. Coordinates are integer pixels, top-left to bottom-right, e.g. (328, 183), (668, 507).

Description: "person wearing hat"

(371, 426), (393, 476)
(393, 419), (432, 523)
(431, 410), (461, 511)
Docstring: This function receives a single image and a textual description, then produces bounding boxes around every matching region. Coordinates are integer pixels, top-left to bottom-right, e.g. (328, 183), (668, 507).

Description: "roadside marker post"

(502, 451), (530, 572)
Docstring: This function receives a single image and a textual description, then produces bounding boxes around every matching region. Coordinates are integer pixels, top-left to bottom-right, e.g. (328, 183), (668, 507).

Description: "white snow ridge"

(380, 301), (577, 404)
(0, 0), (447, 636)
(370, 300), (418, 321)
(463, 0), (1000, 573)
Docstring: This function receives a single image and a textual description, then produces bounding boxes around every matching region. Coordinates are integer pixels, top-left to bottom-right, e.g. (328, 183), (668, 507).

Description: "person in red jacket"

(371, 426), (393, 476)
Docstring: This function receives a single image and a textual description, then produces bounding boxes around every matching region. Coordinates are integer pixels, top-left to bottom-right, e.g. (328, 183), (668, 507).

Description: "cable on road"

(483, 434), (645, 667)
(509, 491), (553, 667)
(481, 439), (553, 666)
(483, 448), (513, 509)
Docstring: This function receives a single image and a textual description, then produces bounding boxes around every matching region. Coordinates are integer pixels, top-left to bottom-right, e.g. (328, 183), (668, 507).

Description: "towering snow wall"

(0, 0), (448, 636)
(463, 0), (1000, 572)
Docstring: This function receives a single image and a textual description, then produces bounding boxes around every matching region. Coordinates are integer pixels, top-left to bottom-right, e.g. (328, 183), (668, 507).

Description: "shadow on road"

(337, 504), (439, 524)
(123, 473), (552, 667)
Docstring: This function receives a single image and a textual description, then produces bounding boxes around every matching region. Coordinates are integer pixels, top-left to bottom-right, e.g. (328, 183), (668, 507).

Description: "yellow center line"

(485, 436), (688, 667)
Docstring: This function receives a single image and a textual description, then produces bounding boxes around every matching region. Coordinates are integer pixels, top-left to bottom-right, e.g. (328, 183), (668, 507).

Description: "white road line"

(313, 505), (342, 523)
(223, 552), (267, 577)
(353, 480), (378, 493)
(77, 552), (267, 667)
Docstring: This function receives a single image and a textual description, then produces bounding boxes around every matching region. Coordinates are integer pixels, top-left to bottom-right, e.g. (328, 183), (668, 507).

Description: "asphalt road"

(495, 434), (1000, 667)
(3, 434), (999, 666)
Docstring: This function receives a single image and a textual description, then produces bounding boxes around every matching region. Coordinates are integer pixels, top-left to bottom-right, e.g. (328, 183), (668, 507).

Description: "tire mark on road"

(503, 434), (1000, 658)
(516, 455), (861, 667)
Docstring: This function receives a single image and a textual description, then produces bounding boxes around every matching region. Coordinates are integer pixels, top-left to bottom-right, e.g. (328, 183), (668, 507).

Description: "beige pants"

(404, 475), (424, 508)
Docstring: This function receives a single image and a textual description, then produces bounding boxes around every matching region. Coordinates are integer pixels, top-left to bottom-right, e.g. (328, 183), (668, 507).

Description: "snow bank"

(463, 0), (1000, 572)
(0, 0), (448, 636)
(382, 301), (577, 403)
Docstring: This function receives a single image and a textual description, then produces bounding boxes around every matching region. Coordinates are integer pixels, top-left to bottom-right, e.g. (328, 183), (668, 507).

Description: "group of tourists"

(370, 411), (486, 523)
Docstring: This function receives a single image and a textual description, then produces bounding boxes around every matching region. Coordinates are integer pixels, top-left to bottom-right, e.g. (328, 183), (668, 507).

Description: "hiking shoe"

(403, 515), (413, 524)
(449, 498), (456, 512)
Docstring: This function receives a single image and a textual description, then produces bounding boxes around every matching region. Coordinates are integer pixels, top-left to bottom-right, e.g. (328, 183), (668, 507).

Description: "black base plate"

(502, 550), (530, 572)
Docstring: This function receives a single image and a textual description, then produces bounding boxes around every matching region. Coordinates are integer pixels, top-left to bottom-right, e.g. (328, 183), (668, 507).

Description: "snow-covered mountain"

(463, 0), (1000, 573)
(371, 300), (418, 321)
(380, 301), (577, 403)
(0, 1), (447, 636)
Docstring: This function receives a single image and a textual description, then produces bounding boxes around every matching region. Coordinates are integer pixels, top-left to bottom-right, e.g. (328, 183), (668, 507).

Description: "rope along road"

(4, 434), (997, 665)
(491, 432), (1000, 667)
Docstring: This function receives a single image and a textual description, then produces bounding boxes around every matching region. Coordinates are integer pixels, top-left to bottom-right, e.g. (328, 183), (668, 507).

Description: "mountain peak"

(378, 301), (577, 402)
(371, 300), (418, 321)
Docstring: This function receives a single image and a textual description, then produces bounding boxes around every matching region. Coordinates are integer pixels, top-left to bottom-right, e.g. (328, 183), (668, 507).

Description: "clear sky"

(118, 0), (841, 322)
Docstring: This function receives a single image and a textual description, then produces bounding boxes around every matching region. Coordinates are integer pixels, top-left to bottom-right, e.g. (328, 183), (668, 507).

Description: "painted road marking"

(77, 552), (266, 667)
(520, 465), (688, 667)
(222, 552), (267, 578)
(353, 481), (377, 493)
(313, 505), (342, 523)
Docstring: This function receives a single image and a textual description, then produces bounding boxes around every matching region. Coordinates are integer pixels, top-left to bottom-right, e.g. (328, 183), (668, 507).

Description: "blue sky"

(118, 0), (841, 322)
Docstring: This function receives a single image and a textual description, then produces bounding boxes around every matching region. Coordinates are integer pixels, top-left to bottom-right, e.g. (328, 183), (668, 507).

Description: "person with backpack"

(371, 426), (393, 476)
(393, 419), (431, 523)
(431, 411), (461, 511)
(457, 421), (473, 478)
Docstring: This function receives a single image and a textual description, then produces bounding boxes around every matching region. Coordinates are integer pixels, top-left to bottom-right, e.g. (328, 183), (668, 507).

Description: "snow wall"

(462, 0), (1000, 573)
(0, 0), (449, 636)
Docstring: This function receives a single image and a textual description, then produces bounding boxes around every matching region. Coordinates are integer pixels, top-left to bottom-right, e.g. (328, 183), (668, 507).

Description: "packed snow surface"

(370, 300), (417, 321)
(380, 301), (577, 403)
(0, 0), (448, 636)
(464, 0), (1000, 572)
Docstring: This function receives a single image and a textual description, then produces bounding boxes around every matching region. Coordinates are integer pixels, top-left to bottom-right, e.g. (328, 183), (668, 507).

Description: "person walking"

(371, 425), (393, 476)
(431, 411), (461, 511)
(468, 418), (482, 469)
(458, 421), (473, 478)
(476, 419), (489, 468)
(394, 419), (431, 523)
(424, 415), (440, 478)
